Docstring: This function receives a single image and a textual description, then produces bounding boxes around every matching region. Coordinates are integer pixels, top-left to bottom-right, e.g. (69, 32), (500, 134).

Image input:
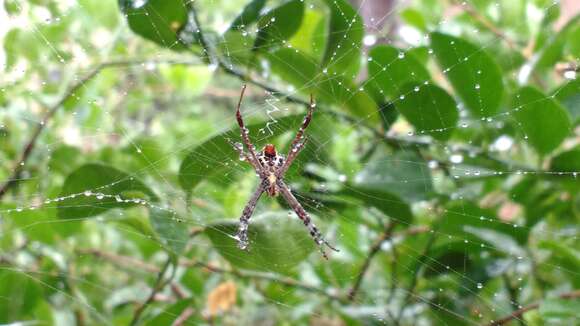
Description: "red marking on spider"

(263, 144), (276, 157)
(229, 85), (338, 259)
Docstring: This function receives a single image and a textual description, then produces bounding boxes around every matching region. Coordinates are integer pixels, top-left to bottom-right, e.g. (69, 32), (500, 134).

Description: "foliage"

(0, 0), (579, 325)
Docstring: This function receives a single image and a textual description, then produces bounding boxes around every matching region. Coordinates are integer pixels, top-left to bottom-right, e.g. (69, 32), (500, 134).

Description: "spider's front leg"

(235, 85), (263, 174)
(235, 183), (265, 250)
(227, 138), (262, 175)
(277, 180), (338, 259)
(277, 95), (314, 178)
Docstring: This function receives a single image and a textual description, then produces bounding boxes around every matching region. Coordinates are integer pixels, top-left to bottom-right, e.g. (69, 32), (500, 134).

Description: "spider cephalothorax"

(230, 85), (338, 259)
(257, 144), (284, 196)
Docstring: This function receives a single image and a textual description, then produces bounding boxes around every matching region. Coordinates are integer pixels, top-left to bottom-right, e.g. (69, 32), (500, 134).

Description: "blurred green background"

(0, 0), (578, 325)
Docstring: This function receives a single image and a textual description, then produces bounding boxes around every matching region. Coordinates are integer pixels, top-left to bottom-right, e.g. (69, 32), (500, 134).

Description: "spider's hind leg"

(235, 184), (265, 250)
(277, 180), (339, 259)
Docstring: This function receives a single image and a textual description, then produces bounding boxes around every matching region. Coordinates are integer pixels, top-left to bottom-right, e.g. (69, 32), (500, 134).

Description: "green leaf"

(553, 79), (580, 124)
(79, 0), (120, 29)
(144, 299), (198, 326)
(228, 0), (267, 31)
(254, 0), (304, 51)
(539, 240), (580, 287)
(535, 15), (580, 70)
(289, 9), (328, 60)
(430, 32), (504, 118)
(512, 87), (571, 154)
(318, 76), (378, 122)
(400, 8), (427, 31)
(0, 269), (42, 323)
(342, 187), (413, 224)
(119, 0), (188, 50)
(204, 213), (317, 275)
(219, 30), (255, 66)
(395, 83), (458, 141)
(149, 207), (189, 254)
(354, 149), (433, 203)
(4, 29), (40, 69)
(57, 163), (158, 219)
(566, 23), (580, 57)
(440, 201), (527, 245)
(344, 149), (435, 223)
(367, 45), (431, 99)
(179, 114), (311, 192)
(551, 147), (580, 173)
(322, 0), (363, 76)
(539, 298), (580, 321)
(266, 48), (377, 122)
(266, 48), (319, 92)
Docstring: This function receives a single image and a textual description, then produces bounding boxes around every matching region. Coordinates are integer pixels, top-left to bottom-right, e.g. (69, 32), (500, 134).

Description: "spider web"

(0, 0), (579, 325)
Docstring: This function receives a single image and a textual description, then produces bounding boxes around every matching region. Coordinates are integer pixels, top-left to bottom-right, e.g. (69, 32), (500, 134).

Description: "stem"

(348, 221), (397, 300)
(396, 224), (439, 323)
(80, 248), (345, 303)
(0, 58), (200, 200)
(502, 274), (525, 326)
(488, 290), (580, 326)
(451, 0), (520, 53)
(129, 258), (172, 326)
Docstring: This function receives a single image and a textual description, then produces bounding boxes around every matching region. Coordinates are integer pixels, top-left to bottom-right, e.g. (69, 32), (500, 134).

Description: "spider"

(229, 85), (339, 259)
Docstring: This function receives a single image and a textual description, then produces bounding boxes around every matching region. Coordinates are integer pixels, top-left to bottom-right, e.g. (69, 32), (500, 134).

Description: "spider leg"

(277, 180), (338, 259)
(226, 137), (262, 174)
(277, 95), (315, 177)
(235, 84), (264, 177)
(235, 183), (265, 250)
(277, 137), (307, 177)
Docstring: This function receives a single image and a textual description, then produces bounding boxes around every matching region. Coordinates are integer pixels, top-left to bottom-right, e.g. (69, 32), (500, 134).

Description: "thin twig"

(172, 307), (195, 326)
(348, 221), (397, 300)
(129, 257), (173, 326)
(180, 259), (346, 302)
(451, 0), (519, 53)
(396, 225), (439, 323)
(0, 58), (200, 200)
(502, 274), (525, 326)
(0, 66), (101, 199)
(487, 290), (580, 326)
(80, 248), (345, 303)
(77, 249), (160, 273)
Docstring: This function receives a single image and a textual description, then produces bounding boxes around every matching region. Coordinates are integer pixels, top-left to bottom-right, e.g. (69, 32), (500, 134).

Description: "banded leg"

(277, 180), (338, 259)
(235, 84), (263, 176)
(226, 137), (261, 174)
(277, 94), (314, 177)
(277, 137), (306, 177)
(235, 184), (265, 250)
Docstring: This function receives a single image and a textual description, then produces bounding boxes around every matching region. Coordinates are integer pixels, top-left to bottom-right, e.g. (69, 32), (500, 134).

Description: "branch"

(129, 257), (173, 326)
(451, 0), (520, 53)
(77, 248), (160, 273)
(80, 248), (345, 303)
(396, 223), (439, 323)
(0, 65), (101, 199)
(0, 58), (200, 200)
(172, 307), (195, 326)
(488, 290), (580, 326)
(348, 221), (397, 300)
(503, 274), (525, 326)
(181, 259), (345, 302)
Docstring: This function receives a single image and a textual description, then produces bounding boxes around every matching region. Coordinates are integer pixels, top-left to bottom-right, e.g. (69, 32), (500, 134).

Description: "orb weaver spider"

(230, 85), (338, 259)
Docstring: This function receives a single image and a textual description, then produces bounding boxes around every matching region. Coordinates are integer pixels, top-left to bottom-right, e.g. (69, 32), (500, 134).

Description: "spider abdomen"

(257, 147), (284, 197)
